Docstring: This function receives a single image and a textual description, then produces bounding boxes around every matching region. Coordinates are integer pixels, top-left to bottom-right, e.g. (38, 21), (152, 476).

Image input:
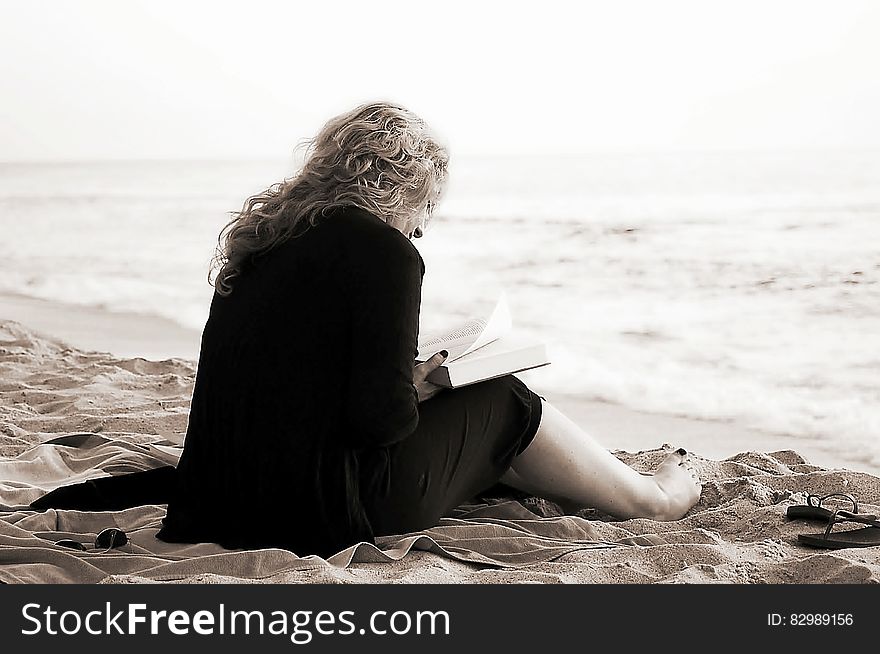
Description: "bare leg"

(501, 400), (701, 520)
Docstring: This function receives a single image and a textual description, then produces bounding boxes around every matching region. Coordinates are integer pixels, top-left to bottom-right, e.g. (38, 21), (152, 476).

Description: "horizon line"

(3, 145), (880, 166)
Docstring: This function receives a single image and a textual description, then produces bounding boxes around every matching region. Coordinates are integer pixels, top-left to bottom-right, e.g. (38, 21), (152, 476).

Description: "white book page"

(417, 293), (512, 362)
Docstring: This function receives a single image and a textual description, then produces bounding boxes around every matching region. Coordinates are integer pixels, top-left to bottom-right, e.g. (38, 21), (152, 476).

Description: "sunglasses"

(55, 528), (129, 552)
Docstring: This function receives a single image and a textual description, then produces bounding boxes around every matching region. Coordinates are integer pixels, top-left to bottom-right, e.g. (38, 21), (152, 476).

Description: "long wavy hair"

(211, 101), (449, 296)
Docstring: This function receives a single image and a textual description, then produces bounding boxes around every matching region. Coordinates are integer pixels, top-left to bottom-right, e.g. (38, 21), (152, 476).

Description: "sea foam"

(1, 152), (878, 467)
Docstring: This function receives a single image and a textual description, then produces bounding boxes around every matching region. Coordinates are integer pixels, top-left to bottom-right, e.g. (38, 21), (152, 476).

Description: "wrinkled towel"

(0, 433), (632, 583)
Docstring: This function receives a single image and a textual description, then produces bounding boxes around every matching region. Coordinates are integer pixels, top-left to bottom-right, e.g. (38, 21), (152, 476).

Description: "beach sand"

(2, 294), (880, 583)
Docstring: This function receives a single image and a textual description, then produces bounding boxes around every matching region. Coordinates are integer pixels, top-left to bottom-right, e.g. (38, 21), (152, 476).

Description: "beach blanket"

(0, 432), (636, 583)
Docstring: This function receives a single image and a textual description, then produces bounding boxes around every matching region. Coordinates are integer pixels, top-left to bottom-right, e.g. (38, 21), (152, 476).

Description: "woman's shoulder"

(323, 205), (424, 270)
(325, 205), (406, 239)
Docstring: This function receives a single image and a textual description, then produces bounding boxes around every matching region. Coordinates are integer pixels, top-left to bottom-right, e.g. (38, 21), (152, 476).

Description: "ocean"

(1, 151), (878, 469)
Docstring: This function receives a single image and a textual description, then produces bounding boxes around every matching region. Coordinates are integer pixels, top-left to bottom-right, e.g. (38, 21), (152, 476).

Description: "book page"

(417, 293), (512, 362)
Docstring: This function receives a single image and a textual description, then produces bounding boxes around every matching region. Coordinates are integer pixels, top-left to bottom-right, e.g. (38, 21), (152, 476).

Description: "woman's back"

(158, 206), (425, 556)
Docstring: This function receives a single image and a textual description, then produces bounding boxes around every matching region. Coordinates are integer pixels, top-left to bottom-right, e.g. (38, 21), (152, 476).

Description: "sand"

(2, 297), (880, 584)
(0, 292), (200, 361)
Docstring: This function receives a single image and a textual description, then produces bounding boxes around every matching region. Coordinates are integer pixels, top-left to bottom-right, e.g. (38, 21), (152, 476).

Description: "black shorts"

(357, 375), (543, 537)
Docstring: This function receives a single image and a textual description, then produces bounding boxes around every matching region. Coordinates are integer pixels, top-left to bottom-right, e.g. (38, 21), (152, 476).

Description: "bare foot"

(643, 448), (702, 521)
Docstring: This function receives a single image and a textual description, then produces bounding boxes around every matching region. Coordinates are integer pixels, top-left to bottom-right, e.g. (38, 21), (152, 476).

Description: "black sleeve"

(343, 232), (424, 448)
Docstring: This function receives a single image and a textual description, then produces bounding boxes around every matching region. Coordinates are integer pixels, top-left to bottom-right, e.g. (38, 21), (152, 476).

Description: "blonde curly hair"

(211, 101), (449, 296)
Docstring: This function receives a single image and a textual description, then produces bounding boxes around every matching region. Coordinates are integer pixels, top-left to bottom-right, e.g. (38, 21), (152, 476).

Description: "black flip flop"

(785, 493), (874, 522)
(798, 510), (880, 550)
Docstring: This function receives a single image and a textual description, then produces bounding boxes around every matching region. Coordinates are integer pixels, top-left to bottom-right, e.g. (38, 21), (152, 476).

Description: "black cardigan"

(157, 206), (424, 556)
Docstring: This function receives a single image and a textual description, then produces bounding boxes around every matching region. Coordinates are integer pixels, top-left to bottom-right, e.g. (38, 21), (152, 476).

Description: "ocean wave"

(2, 153), (879, 469)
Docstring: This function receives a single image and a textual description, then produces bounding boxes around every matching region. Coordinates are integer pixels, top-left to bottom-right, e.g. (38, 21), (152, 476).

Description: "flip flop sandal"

(785, 493), (874, 521)
(798, 509), (880, 549)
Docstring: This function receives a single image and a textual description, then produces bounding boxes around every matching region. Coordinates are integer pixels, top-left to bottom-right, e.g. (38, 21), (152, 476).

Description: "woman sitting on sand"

(55, 102), (688, 556)
(151, 102), (703, 556)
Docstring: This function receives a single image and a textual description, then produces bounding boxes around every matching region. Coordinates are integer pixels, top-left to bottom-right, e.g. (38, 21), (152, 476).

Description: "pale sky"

(1, 0), (879, 160)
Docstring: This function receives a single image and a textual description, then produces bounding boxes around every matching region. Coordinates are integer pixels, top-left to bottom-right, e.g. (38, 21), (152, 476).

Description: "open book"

(416, 293), (550, 388)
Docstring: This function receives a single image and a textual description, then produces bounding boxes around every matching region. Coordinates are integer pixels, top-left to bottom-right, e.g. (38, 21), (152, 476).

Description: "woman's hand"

(413, 350), (448, 403)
